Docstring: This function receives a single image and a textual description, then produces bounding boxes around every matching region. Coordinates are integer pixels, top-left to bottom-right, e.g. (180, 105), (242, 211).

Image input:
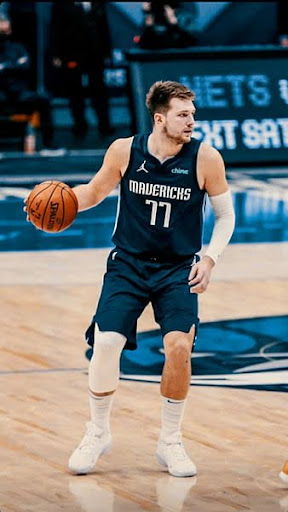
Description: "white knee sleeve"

(89, 324), (126, 393)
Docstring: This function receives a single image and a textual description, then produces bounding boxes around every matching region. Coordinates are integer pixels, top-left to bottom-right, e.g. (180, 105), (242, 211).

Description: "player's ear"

(154, 112), (164, 126)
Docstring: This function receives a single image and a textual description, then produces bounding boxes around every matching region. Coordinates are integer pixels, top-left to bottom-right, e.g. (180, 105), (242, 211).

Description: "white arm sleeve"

(204, 189), (235, 264)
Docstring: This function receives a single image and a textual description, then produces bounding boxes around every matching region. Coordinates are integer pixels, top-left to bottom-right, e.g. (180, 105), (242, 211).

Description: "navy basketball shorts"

(85, 248), (200, 351)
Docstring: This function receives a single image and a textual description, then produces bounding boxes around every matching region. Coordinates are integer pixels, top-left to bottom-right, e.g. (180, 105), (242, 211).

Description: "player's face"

(162, 98), (196, 144)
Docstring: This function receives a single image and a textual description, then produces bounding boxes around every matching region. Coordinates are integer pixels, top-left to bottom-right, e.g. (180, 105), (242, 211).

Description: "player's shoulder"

(108, 136), (134, 155)
(197, 142), (225, 185)
(105, 137), (134, 172)
(198, 141), (224, 164)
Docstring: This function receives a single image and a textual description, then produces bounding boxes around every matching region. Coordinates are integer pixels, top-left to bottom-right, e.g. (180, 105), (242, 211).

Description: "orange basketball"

(26, 180), (78, 233)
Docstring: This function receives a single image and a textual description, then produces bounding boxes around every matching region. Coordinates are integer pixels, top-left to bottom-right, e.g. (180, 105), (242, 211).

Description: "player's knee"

(91, 326), (126, 364)
(89, 325), (126, 393)
(164, 335), (192, 364)
(93, 326), (126, 352)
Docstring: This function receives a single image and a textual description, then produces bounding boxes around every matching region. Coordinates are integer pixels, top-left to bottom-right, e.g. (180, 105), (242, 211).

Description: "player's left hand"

(188, 256), (215, 294)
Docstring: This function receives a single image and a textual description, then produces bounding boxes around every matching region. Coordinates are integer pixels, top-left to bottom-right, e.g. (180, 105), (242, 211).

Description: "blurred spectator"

(137, 1), (198, 49)
(2, 2), (37, 89)
(50, 2), (113, 137)
(277, 1), (288, 47)
(0, 11), (57, 150)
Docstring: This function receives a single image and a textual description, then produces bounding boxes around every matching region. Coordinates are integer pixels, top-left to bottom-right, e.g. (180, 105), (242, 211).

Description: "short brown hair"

(145, 81), (195, 117)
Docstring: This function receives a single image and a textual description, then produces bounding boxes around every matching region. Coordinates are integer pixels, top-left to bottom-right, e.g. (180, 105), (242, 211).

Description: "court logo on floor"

(86, 315), (288, 392)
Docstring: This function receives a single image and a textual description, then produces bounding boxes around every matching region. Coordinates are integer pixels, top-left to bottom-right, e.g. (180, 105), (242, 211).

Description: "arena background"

(1, 3), (288, 512)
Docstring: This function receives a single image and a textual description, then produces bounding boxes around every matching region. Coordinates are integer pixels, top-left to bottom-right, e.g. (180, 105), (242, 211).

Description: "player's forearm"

(73, 183), (100, 212)
(204, 190), (235, 264)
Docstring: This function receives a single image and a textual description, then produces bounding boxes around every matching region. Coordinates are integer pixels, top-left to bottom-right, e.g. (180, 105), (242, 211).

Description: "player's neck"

(148, 132), (183, 163)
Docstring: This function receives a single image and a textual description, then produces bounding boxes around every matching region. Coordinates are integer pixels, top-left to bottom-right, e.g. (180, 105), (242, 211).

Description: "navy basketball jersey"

(112, 134), (206, 259)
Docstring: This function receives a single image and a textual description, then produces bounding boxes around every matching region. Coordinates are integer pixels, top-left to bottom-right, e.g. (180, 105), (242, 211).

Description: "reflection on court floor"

(0, 168), (287, 251)
(68, 474), (197, 512)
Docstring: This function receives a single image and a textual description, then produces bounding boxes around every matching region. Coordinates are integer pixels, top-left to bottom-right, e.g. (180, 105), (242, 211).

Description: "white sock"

(159, 396), (186, 444)
(89, 392), (113, 434)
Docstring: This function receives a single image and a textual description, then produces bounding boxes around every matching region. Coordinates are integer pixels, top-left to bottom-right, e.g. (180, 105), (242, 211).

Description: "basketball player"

(27, 81), (235, 477)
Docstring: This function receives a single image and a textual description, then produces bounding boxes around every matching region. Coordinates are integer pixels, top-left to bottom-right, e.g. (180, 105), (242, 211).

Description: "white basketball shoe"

(156, 440), (197, 478)
(68, 421), (112, 474)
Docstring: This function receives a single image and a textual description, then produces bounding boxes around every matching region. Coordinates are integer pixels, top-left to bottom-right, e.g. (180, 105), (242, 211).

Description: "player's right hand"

(23, 198), (40, 229)
(23, 197), (30, 222)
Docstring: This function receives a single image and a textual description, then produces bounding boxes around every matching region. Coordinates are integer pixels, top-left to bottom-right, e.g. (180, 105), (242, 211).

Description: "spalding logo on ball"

(27, 180), (78, 232)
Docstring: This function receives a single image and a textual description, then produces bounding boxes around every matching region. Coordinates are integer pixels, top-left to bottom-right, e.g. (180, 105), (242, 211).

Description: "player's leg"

(152, 258), (198, 477)
(156, 327), (197, 478)
(68, 326), (127, 474)
(69, 249), (148, 474)
(161, 325), (195, 400)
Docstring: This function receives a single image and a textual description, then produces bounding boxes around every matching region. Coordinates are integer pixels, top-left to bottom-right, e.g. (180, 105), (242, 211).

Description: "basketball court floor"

(0, 166), (288, 511)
